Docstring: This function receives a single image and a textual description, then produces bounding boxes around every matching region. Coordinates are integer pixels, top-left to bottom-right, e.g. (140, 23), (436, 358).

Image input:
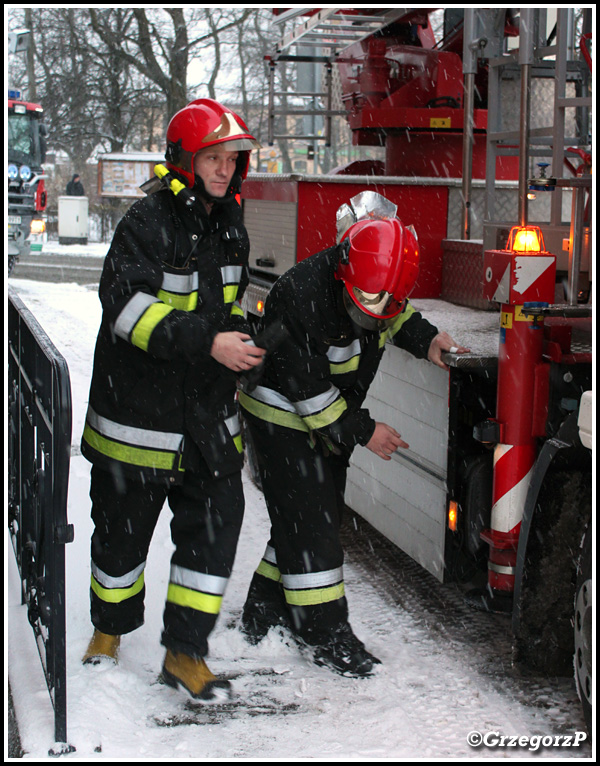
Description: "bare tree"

(8, 7), (293, 167)
(25, 8), (103, 166)
(90, 8), (254, 121)
(87, 9), (164, 152)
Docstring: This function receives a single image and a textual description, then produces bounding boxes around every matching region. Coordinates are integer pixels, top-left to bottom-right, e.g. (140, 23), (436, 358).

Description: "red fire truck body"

(240, 8), (592, 732)
(243, 175), (451, 298)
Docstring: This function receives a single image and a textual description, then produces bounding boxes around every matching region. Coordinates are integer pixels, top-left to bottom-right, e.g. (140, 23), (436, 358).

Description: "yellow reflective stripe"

(240, 389), (347, 432)
(91, 572), (145, 604)
(131, 302), (175, 351)
(230, 303), (244, 317)
(239, 391), (309, 432)
(283, 582), (345, 607)
(86, 407), (182, 451)
(385, 302), (416, 342)
(157, 289), (198, 311)
(223, 284), (239, 304)
(224, 413), (243, 453)
(83, 424), (178, 470)
(302, 398), (347, 430)
(166, 583), (223, 614)
(256, 560), (281, 582)
(329, 356), (360, 375)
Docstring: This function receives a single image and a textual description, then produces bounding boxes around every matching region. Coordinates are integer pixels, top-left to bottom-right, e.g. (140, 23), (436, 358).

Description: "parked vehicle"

(240, 8), (593, 731)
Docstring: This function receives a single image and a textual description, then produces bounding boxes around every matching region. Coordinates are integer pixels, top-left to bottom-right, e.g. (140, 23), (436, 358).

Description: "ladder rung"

(301, 31), (371, 41)
(556, 96), (593, 108)
(314, 23), (381, 33)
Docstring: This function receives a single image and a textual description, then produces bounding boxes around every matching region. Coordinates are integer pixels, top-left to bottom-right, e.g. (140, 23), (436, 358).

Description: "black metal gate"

(8, 285), (75, 749)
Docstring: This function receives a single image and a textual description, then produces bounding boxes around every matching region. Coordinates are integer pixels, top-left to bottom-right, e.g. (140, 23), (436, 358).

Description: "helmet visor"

(352, 287), (402, 319)
(215, 137), (261, 152)
(202, 112), (261, 150)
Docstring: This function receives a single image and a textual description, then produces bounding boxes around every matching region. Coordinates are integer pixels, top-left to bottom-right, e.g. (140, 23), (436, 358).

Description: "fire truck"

(239, 8), (593, 731)
(8, 89), (48, 274)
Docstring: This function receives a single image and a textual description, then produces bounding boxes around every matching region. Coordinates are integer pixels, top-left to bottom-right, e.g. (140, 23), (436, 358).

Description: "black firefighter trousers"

(245, 415), (351, 639)
(88, 463), (244, 659)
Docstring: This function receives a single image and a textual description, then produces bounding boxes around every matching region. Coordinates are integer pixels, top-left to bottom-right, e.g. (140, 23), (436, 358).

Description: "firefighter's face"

(193, 145), (239, 197)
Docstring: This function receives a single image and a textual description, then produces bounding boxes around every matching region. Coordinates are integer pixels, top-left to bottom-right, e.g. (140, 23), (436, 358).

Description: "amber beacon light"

(505, 225), (545, 253)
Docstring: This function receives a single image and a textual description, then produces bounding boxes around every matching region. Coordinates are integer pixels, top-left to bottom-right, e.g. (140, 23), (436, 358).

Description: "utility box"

(58, 196), (88, 245)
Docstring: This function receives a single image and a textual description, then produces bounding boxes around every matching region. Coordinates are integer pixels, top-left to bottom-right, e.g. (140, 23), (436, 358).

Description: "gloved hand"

(239, 319), (289, 392)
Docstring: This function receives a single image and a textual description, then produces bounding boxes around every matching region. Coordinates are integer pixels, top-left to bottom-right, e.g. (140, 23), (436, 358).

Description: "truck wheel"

(515, 470), (591, 675)
(574, 524), (592, 735)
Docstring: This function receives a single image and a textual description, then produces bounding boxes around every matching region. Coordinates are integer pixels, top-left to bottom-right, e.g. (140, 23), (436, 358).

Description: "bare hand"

(427, 331), (470, 370)
(210, 332), (266, 372)
(366, 422), (409, 460)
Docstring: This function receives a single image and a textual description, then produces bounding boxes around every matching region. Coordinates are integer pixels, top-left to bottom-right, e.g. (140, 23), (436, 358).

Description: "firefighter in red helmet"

(239, 193), (468, 676)
(80, 99), (264, 700)
(337, 216), (420, 331)
(164, 98), (259, 189)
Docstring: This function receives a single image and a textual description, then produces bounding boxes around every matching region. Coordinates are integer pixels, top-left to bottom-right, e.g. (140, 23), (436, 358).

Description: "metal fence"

(8, 285), (74, 750)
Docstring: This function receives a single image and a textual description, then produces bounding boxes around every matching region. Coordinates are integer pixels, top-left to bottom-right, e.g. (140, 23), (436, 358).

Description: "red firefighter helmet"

(335, 218), (419, 328)
(165, 98), (260, 186)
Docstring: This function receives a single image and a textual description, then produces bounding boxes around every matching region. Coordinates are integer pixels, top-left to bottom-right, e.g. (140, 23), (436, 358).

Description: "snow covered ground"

(6, 273), (593, 760)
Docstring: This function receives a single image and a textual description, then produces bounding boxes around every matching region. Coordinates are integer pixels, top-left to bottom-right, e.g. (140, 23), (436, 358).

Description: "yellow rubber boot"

(82, 629), (121, 665)
(161, 650), (231, 701)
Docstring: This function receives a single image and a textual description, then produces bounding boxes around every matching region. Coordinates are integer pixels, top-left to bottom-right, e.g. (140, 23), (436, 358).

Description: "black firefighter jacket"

(81, 182), (251, 484)
(239, 246), (440, 454)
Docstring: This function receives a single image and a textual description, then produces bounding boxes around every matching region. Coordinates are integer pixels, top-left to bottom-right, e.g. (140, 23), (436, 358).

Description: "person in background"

(80, 99), (264, 702)
(66, 173), (85, 196)
(239, 192), (469, 677)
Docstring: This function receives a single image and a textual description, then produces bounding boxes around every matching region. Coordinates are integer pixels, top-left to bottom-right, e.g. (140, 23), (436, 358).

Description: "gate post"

(8, 286), (75, 753)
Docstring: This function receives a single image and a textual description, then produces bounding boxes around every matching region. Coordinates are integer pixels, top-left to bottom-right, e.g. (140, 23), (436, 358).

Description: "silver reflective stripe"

(86, 406), (183, 452)
(91, 560), (145, 589)
(169, 564), (228, 595)
(327, 339), (361, 363)
(224, 413), (240, 437)
(281, 566), (344, 590)
(488, 561), (516, 576)
(114, 292), (160, 340)
(245, 384), (297, 413)
(221, 265), (243, 284)
(294, 385), (341, 417)
(263, 545), (278, 565)
(161, 271), (199, 294)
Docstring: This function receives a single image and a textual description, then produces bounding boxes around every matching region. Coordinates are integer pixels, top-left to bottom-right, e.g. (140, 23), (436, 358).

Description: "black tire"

(574, 524), (592, 735)
(515, 470), (591, 674)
